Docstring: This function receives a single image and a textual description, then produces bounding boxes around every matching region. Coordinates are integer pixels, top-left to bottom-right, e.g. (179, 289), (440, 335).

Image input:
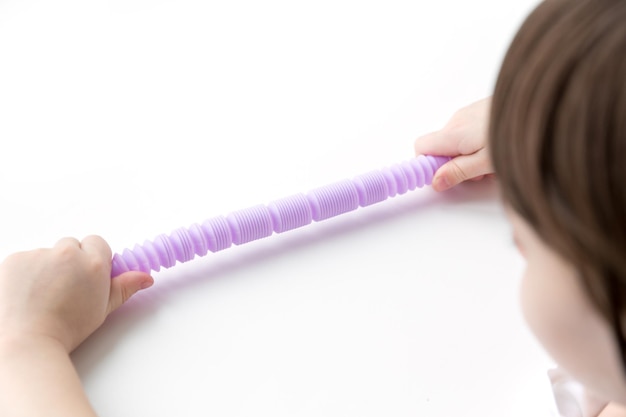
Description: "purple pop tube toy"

(111, 155), (449, 277)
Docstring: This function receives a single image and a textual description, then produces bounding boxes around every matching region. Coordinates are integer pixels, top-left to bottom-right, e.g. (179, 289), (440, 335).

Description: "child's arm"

(0, 334), (98, 417)
(0, 236), (153, 416)
(414, 97), (493, 191)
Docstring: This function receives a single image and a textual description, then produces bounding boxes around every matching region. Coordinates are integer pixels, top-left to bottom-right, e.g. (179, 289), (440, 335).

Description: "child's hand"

(0, 235), (153, 353)
(414, 97), (494, 192)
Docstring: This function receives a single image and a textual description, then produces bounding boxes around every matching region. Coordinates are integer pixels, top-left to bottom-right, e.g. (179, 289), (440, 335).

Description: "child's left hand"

(0, 235), (153, 353)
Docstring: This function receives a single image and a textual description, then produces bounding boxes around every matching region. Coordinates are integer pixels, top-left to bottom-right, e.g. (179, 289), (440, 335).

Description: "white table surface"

(0, 1), (559, 415)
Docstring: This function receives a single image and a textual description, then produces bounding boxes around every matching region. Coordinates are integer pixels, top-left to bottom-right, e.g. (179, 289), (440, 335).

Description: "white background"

(0, 0), (558, 416)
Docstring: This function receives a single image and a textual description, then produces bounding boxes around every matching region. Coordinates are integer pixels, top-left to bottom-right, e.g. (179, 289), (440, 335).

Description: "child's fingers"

(107, 271), (154, 314)
(54, 237), (82, 249)
(80, 235), (113, 262)
(414, 130), (463, 157)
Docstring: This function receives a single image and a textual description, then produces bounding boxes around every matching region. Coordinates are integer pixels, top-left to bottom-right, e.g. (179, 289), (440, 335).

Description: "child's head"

(489, 0), (626, 402)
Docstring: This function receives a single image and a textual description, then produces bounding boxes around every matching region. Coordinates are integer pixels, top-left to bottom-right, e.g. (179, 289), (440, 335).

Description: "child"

(416, 0), (626, 415)
(1, 0), (624, 415)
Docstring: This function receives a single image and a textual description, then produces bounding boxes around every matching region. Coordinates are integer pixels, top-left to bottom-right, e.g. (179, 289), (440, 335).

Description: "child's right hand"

(414, 97), (494, 192)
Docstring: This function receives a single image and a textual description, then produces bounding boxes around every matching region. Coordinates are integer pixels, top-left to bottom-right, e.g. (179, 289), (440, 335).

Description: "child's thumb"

(432, 150), (492, 192)
(108, 271), (154, 313)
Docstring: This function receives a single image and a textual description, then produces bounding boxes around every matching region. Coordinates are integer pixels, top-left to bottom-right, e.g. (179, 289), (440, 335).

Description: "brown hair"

(489, 0), (626, 361)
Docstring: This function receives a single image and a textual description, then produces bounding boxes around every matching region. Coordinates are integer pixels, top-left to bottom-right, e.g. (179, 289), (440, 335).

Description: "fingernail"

(433, 175), (450, 192)
(140, 279), (154, 290)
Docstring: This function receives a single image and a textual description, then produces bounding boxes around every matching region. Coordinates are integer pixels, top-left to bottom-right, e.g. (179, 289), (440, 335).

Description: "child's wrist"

(0, 329), (70, 359)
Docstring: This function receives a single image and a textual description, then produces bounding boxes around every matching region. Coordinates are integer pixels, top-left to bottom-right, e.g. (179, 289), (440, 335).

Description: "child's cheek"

(518, 262), (544, 339)
(518, 257), (565, 353)
(513, 236), (526, 258)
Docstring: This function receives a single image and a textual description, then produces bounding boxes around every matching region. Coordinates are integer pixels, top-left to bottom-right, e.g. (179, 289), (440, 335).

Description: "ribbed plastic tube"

(110, 155), (449, 277)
